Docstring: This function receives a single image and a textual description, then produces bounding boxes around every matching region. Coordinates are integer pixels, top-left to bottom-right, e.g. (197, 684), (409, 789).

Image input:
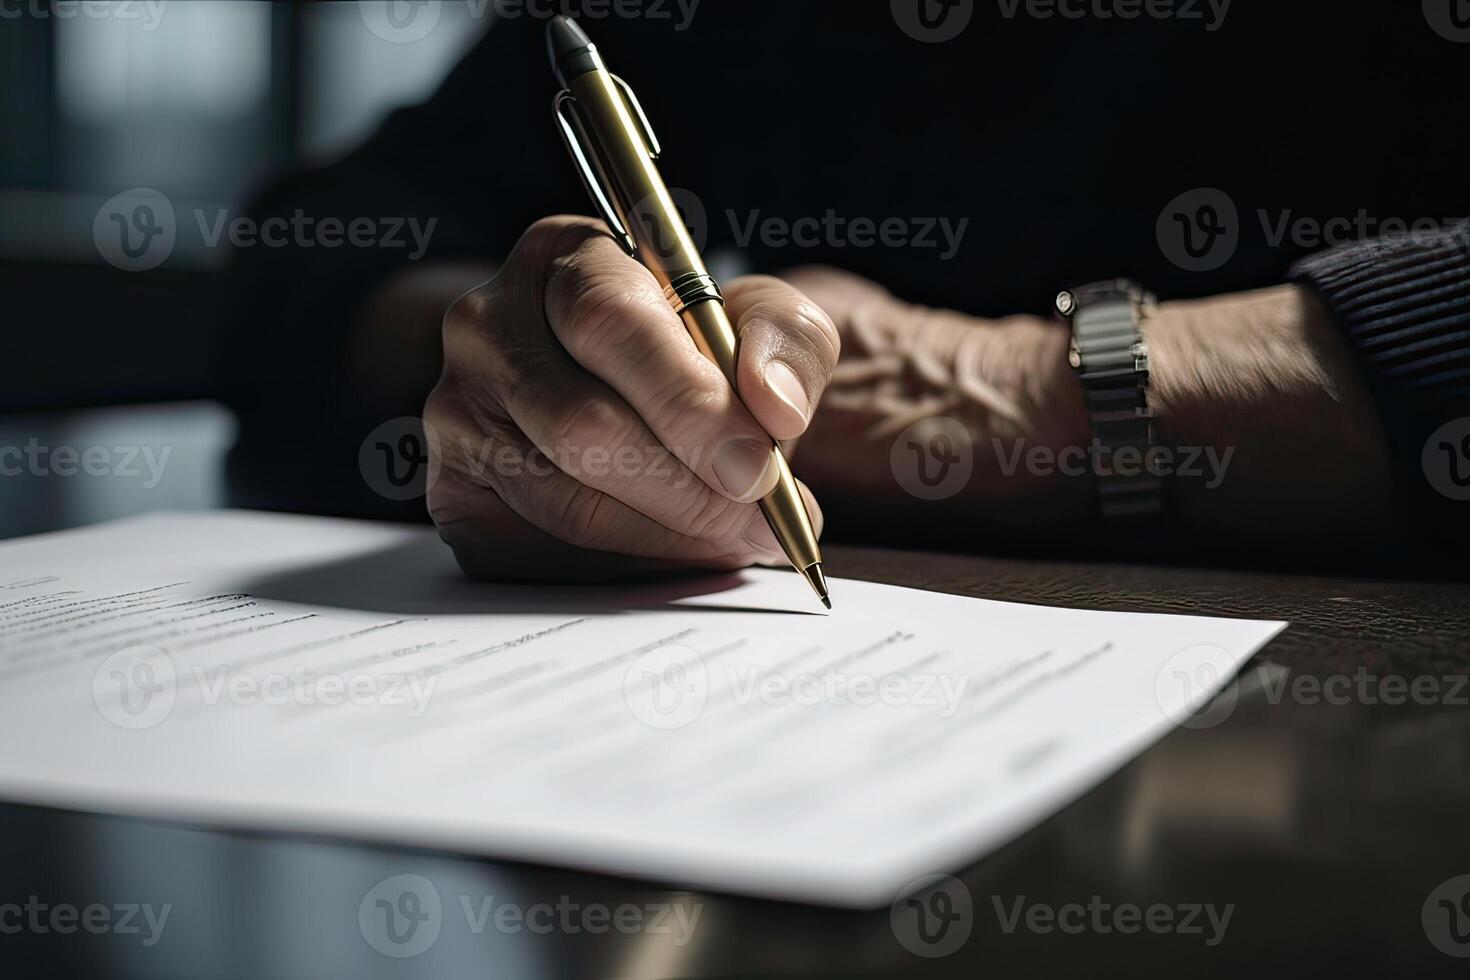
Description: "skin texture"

(415, 217), (1397, 581)
(1143, 285), (1398, 544)
(424, 216), (835, 581)
(783, 270), (1397, 543)
(778, 266), (1095, 532)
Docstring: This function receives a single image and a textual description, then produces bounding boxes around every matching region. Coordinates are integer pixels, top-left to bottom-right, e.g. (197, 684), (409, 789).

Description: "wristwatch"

(1054, 280), (1163, 521)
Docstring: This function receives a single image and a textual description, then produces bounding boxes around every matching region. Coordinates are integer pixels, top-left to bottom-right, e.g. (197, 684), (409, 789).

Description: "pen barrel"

(569, 71), (708, 289)
(758, 454), (822, 571)
(570, 69), (822, 572)
(677, 299), (738, 392)
(681, 303), (820, 571)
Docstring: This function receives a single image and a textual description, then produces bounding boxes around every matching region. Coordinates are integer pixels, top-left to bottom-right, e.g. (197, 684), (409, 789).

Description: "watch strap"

(1057, 280), (1163, 521)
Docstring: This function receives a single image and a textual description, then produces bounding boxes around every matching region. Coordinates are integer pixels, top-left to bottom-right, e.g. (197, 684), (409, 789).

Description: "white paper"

(0, 511), (1284, 907)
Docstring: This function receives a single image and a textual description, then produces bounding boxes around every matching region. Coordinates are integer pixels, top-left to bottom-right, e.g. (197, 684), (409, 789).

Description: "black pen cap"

(547, 16), (599, 89)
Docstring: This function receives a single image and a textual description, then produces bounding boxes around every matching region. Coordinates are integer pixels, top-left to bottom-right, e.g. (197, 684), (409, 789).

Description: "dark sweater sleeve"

(1290, 221), (1470, 561)
(220, 18), (577, 522)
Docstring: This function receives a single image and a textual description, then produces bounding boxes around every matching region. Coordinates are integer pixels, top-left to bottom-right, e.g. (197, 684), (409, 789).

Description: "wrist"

(951, 311), (1094, 525)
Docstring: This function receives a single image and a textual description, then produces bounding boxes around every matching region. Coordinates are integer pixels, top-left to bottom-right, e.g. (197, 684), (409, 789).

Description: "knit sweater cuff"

(1290, 222), (1470, 560)
(1290, 222), (1470, 405)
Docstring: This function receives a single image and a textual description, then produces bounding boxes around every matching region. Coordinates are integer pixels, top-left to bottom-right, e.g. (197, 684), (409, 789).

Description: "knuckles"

(742, 301), (841, 372)
(553, 482), (614, 548)
(644, 372), (724, 440)
(429, 215), (788, 567)
(543, 394), (631, 459)
(515, 215), (607, 274)
(552, 277), (651, 361)
(796, 302), (842, 365)
(671, 488), (755, 547)
(440, 284), (494, 357)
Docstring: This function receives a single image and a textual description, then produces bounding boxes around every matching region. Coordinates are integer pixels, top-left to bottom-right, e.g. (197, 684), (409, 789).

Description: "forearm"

(781, 267), (1404, 557)
(344, 263), (1415, 560)
(1144, 285), (1399, 547)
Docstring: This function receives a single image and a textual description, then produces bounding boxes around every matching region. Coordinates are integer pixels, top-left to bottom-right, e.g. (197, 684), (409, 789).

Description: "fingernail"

(764, 361), (811, 426)
(712, 438), (776, 501)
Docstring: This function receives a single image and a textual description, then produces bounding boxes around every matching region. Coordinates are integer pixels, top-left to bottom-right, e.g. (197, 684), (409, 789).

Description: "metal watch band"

(1055, 280), (1163, 521)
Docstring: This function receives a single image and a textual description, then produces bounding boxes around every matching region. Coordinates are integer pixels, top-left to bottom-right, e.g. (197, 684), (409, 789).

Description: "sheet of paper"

(0, 511), (1284, 907)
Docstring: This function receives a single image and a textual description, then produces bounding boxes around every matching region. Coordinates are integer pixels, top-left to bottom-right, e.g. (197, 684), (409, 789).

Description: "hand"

(778, 267), (1094, 531)
(781, 267), (1397, 549)
(424, 216), (837, 582)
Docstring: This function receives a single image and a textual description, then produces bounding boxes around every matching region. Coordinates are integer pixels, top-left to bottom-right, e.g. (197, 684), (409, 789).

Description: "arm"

(780, 267), (1409, 563)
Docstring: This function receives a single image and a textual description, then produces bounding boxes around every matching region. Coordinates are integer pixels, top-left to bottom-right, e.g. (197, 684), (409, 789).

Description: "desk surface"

(2, 541), (1468, 978)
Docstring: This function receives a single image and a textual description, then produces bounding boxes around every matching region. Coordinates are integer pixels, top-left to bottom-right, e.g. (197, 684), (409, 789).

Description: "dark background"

(2, 1), (492, 413)
(3, 4), (1470, 978)
(6, 2), (1468, 542)
(1, 1), (491, 537)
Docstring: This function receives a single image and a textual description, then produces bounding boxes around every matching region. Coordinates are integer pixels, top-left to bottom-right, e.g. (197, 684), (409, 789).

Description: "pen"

(546, 16), (830, 609)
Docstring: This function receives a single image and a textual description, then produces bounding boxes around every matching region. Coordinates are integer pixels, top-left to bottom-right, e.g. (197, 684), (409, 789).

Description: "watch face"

(1069, 280), (1144, 308)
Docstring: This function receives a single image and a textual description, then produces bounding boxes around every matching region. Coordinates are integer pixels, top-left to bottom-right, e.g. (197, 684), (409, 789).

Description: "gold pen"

(547, 15), (829, 608)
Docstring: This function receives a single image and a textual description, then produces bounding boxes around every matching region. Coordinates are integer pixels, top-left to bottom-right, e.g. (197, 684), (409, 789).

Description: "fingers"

(439, 295), (770, 563)
(778, 266), (898, 337)
(539, 222), (781, 503)
(424, 389), (787, 568)
(726, 275), (841, 442)
(428, 215), (830, 582)
(429, 475), (735, 583)
(496, 343), (785, 557)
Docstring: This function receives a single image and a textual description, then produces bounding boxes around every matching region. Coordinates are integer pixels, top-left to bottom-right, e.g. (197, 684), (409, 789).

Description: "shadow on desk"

(240, 534), (815, 618)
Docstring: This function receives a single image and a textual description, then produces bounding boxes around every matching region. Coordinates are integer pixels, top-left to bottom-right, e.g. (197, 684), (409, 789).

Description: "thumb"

(726, 275), (841, 442)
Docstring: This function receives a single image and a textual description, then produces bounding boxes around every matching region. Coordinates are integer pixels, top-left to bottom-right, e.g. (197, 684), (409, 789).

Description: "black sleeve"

(219, 18), (581, 521)
(1290, 221), (1470, 564)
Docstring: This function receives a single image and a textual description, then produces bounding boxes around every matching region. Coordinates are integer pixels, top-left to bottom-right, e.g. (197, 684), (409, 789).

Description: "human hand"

(779, 267), (1093, 530)
(782, 267), (1395, 547)
(424, 216), (837, 581)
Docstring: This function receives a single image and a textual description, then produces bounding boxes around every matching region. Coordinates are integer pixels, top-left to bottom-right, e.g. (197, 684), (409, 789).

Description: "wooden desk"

(2, 544), (1468, 977)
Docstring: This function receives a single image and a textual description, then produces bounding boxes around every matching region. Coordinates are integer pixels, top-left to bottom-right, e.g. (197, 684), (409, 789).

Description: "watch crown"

(1055, 290), (1076, 318)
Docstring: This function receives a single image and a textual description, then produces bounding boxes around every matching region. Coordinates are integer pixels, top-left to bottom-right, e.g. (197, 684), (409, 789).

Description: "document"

(0, 511), (1283, 906)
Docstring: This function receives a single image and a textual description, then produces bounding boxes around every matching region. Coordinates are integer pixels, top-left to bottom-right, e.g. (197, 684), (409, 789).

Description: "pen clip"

(553, 91), (638, 256)
(611, 74), (660, 159)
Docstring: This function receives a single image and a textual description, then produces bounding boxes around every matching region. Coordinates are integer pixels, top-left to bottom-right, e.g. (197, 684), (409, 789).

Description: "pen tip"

(800, 562), (830, 611)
